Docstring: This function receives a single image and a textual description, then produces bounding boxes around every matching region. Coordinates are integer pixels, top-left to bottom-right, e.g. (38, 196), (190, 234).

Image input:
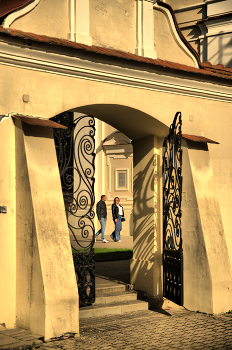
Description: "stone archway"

(1, 13), (232, 339)
(0, 96), (169, 340)
(49, 106), (169, 309)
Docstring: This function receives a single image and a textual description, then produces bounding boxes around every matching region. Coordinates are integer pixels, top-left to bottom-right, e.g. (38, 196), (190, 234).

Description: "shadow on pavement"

(96, 259), (130, 284)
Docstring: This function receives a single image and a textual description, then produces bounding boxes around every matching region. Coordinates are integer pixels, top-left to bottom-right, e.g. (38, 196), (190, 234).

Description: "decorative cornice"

(0, 40), (231, 103)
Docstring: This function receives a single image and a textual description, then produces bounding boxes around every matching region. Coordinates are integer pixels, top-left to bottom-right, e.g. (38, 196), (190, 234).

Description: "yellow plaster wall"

(22, 123), (79, 339)
(89, 0), (136, 53)
(182, 142), (213, 313)
(154, 8), (196, 67)
(183, 141), (232, 313)
(1, 117), (79, 338)
(1, 62), (232, 312)
(0, 118), (16, 328)
(10, 0), (69, 39)
(14, 118), (46, 334)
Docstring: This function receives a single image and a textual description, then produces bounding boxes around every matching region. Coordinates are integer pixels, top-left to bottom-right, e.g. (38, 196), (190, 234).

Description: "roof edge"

(182, 134), (219, 144)
(0, 26), (231, 83)
(11, 114), (67, 129)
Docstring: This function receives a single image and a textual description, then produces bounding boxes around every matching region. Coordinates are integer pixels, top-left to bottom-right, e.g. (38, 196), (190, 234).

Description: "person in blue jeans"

(95, 195), (109, 243)
(111, 197), (124, 242)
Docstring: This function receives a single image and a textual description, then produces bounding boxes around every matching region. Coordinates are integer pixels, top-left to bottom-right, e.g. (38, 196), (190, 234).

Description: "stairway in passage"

(79, 276), (148, 319)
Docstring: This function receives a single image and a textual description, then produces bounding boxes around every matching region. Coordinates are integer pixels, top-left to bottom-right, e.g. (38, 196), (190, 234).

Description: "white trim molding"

(136, 0), (157, 59)
(68, 0), (92, 45)
(2, 0), (41, 28)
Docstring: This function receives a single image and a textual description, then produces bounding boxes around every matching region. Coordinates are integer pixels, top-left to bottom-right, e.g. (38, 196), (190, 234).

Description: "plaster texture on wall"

(153, 7), (197, 67)
(183, 141), (232, 314)
(207, 0), (232, 16)
(207, 30), (232, 68)
(14, 118), (45, 335)
(89, 0), (136, 53)
(1, 117), (79, 338)
(0, 118), (16, 328)
(9, 0), (69, 39)
(182, 142), (213, 313)
(130, 135), (162, 298)
(0, 42), (232, 313)
(22, 122), (79, 339)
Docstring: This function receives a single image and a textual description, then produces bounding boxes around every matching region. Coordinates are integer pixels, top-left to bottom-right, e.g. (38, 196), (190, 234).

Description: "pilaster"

(136, 0), (157, 59)
(68, 0), (92, 46)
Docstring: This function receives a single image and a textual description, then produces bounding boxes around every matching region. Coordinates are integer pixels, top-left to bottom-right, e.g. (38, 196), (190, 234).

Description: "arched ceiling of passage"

(73, 104), (169, 141)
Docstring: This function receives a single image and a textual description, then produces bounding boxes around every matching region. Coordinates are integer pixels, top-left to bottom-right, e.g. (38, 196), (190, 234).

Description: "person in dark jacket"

(110, 197), (124, 242)
(95, 195), (109, 243)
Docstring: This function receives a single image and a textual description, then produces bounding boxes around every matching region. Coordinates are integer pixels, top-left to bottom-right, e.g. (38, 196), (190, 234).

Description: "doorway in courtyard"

(51, 110), (183, 308)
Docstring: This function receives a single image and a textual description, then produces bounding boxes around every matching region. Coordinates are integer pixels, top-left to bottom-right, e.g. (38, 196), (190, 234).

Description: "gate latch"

(0, 206), (7, 213)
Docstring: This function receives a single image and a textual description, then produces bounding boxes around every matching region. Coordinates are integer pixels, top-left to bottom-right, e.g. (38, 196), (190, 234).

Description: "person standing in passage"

(95, 195), (109, 243)
(111, 197), (124, 242)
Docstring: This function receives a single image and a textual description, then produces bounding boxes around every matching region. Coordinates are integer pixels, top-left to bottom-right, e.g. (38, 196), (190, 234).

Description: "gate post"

(130, 135), (162, 298)
(0, 117), (17, 328)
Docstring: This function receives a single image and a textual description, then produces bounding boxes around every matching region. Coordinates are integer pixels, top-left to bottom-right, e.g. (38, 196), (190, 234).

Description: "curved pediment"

(154, 1), (199, 68)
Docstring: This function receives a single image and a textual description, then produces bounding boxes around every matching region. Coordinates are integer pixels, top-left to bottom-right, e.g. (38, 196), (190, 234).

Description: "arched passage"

(50, 103), (168, 308)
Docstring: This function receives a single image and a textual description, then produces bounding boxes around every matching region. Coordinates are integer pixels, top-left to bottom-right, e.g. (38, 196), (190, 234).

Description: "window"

(115, 169), (128, 191)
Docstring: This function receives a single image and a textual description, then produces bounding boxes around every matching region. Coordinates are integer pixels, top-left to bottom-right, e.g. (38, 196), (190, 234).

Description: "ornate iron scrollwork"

(51, 112), (95, 306)
(163, 111), (183, 306)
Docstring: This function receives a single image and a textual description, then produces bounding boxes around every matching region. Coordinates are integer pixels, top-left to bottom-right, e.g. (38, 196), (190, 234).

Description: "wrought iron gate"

(163, 112), (183, 306)
(51, 112), (95, 307)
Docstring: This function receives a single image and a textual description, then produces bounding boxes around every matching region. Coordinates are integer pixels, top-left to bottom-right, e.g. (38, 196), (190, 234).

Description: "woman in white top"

(111, 197), (124, 242)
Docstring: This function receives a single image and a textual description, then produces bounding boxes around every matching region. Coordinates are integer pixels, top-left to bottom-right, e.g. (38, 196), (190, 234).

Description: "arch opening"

(68, 104), (169, 141)
(50, 103), (166, 303)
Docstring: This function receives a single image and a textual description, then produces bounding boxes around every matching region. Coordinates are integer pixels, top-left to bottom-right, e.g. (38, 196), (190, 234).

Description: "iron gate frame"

(51, 112), (96, 307)
(162, 111), (183, 306)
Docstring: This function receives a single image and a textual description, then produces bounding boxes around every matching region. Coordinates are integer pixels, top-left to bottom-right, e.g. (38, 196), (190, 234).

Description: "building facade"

(0, 0), (232, 340)
(166, 0), (232, 67)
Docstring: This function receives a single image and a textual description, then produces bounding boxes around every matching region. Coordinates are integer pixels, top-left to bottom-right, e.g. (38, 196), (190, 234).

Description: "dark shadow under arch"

(70, 104), (169, 141)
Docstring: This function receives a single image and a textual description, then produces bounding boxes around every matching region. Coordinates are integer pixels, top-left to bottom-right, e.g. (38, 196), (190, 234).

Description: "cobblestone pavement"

(39, 308), (232, 350)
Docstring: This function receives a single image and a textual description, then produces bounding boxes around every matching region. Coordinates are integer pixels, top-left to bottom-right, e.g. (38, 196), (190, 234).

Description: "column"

(130, 135), (162, 298)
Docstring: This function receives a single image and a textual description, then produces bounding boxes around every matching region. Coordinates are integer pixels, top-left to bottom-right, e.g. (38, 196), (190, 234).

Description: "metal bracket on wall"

(0, 206), (7, 213)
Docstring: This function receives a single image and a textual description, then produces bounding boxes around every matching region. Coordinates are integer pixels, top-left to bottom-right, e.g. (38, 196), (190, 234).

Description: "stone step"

(95, 291), (137, 305)
(79, 299), (148, 319)
(96, 283), (126, 296)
